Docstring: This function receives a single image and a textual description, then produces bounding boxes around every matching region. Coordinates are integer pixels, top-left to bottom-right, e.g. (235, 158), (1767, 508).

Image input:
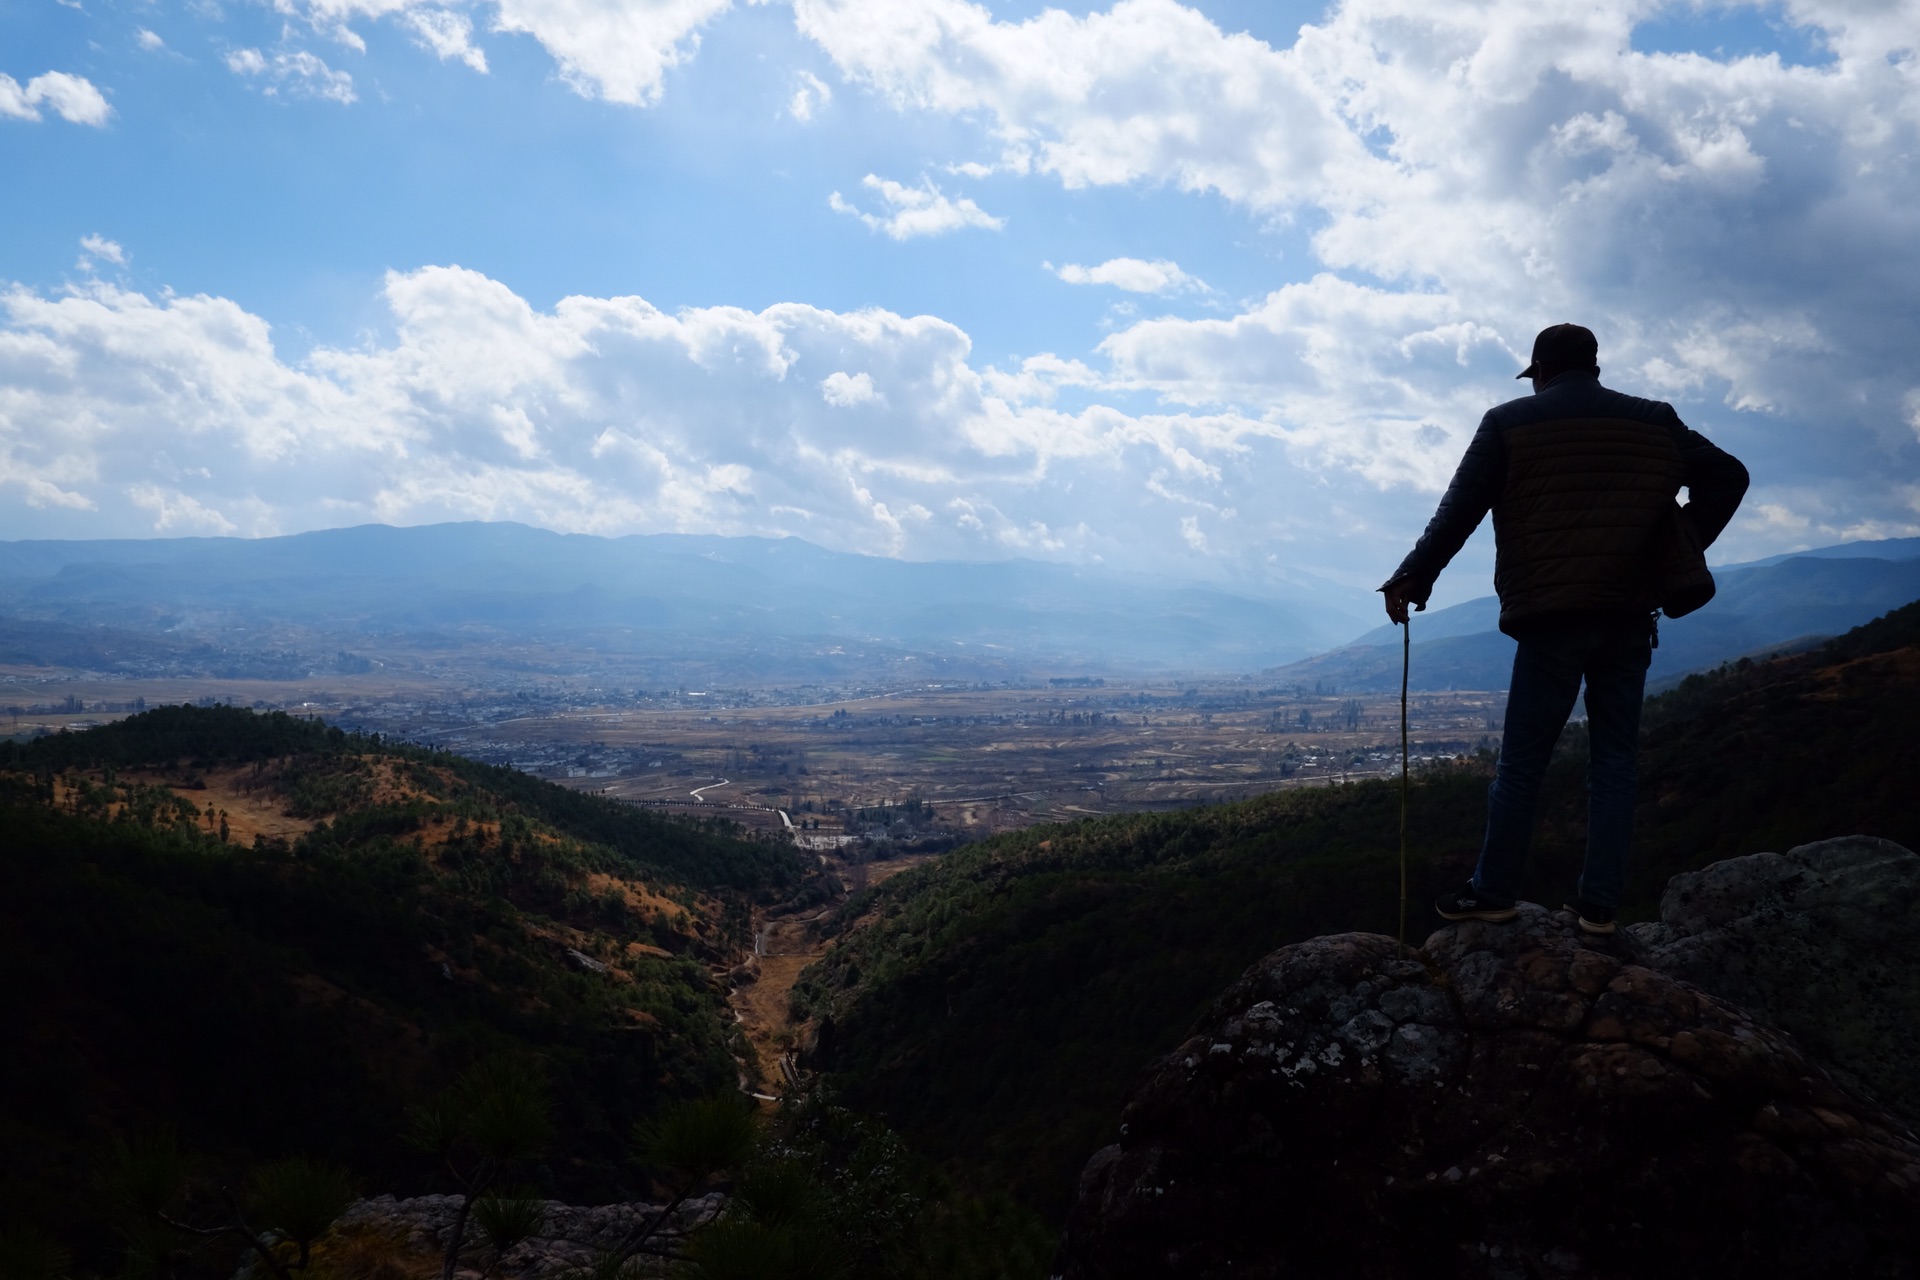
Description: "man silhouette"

(1381, 324), (1747, 934)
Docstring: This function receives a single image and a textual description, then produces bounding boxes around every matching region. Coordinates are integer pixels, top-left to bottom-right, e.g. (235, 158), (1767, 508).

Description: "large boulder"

(1057, 905), (1920, 1279)
(1626, 836), (1920, 1123)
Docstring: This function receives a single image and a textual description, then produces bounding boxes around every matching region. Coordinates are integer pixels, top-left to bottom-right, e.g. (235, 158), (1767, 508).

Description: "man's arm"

(1670, 417), (1748, 548)
(1379, 413), (1504, 620)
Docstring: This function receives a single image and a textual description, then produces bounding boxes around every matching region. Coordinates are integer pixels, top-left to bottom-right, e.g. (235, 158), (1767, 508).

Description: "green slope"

(798, 599), (1920, 1221)
(0, 706), (808, 1260)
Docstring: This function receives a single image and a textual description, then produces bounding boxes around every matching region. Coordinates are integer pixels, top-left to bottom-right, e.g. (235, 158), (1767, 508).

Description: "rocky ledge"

(1058, 838), (1920, 1280)
(1633, 835), (1920, 1124)
(332, 1191), (724, 1277)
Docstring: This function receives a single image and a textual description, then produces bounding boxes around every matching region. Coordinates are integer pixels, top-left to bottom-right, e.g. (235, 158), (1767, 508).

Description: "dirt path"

(728, 852), (939, 1097)
(733, 913), (831, 1095)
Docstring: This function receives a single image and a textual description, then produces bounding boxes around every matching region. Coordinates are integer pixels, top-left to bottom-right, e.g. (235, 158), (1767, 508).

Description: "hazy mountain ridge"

(1275, 538), (1920, 692)
(0, 522), (1369, 676)
(5, 524), (1913, 686)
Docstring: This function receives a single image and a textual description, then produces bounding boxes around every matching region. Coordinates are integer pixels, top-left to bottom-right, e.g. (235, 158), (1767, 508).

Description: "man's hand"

(1381, 580), (1419, 625)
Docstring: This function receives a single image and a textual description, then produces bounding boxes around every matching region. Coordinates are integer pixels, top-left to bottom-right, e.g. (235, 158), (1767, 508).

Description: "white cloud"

(403, 8), (489, 72)
(9, 264), (1909, 575)
(1099, 273), (1520, 490)
(790, 69), (832, 121)
(78, 235), (128, 269)
(30, 72), (113, 125)
(1051, 256), (1201, 293)
(829, 173), (1005, 239)
(17, 478), (96, 511)
(820, 370), (879, 406)
(980, 353), (1102, 405)
(129, 484), (241, 534)
(792, 0), (1368, 203)
(791, 0), (1920, 560)
(0, 70), (113, 125)
(226, 48), (358, 104)
(0, 268), (1325, 577)
(0, 77), (30, 122)
(489, 0), (731, 103)
(277, 0), (729, 104)
(136, 29), (166, 51)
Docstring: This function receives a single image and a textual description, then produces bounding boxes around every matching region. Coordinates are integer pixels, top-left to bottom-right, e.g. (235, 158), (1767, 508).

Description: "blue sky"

(3, 0), (1918, 609)
(4, 0), (1303, 363)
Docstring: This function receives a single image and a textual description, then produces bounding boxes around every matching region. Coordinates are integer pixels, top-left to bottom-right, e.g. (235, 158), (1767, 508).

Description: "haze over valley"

(7, 522), (1917, 861)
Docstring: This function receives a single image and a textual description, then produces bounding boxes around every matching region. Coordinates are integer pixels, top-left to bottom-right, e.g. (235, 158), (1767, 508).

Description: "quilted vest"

(1493, 415), (1686, 630)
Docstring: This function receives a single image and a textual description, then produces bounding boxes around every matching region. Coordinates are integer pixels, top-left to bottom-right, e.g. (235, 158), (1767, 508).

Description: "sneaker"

(1435, 883), (1518, 923)
(1563, 899), (1617, 936)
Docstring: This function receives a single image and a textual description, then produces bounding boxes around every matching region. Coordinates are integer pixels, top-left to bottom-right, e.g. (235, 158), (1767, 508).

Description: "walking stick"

(1399, 618), (1410, 944)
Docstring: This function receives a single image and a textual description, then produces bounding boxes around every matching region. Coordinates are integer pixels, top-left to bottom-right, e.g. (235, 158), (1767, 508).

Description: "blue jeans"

(1472, 618), (1652, 909)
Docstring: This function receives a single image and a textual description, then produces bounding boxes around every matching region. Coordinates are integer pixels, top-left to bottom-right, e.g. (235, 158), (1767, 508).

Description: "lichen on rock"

(1626, 835), (1920, 1124)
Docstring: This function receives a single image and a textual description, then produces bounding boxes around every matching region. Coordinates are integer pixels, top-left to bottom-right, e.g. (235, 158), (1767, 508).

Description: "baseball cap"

(1516, 323), (1598, 379)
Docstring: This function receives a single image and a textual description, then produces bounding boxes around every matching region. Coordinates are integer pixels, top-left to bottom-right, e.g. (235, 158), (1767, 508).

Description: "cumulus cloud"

(136, 29), (167, 52)
(792, 0), (1368, 201)
(402, 8), (489, 72)
(129, 484), (240, 534)
(1179, 513), (1206, 550)
(820, 370), (879, 406)
(1099, 273), (1521, 491)
(77, 235), (128, 269)
(487, 0), (735, 101)
(226, 48), (358, 104)
(6, 259), (1908, 574)
(980, 353), (1103, 405)
(792, 0), (1920, 554)
(829, 173), (1005, 238)
(0, 268), (1355, 577)
(0, 70), (113, 125)
(1051, 257), (1202, 293)
(276, 0), (729, 104)
(790, 69), (832, 120)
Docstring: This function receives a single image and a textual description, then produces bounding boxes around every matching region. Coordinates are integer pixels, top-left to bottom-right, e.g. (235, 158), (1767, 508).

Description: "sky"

(3, 0), (1918, 609)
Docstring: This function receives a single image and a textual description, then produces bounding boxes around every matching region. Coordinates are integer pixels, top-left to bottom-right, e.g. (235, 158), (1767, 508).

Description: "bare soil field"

(466, 683), (1508, 837)
(8, 671), (1508, 838)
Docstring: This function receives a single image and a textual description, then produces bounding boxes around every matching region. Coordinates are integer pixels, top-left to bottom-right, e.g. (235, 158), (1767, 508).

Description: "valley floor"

(731, 853), (934, 1097)
(5, 668), (1509, 840)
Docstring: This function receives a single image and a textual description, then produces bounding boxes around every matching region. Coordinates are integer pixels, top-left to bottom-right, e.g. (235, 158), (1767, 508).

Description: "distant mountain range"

(1265, 537), (1920, 692)
(6, 523), (1916, 685)
(0, 522), (1369, 678)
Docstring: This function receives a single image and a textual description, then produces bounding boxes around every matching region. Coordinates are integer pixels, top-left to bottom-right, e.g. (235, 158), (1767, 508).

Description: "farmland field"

(5, 665), (1508, 840)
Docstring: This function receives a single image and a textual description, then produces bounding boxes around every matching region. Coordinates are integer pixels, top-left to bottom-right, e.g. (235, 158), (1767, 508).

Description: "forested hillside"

(796, 599), (1920, 1221)
(0, 706), (806, 1259)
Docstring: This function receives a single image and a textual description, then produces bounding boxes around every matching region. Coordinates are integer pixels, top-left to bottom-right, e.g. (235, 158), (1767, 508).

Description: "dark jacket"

(1385, 371), (1749, 636)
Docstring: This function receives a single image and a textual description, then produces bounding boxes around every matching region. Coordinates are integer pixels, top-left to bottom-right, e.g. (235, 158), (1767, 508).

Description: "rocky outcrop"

(1058, 897), (1920, 1279)
(332, 1192), (724, 1277)
(1626, 836), (1920, 1123)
